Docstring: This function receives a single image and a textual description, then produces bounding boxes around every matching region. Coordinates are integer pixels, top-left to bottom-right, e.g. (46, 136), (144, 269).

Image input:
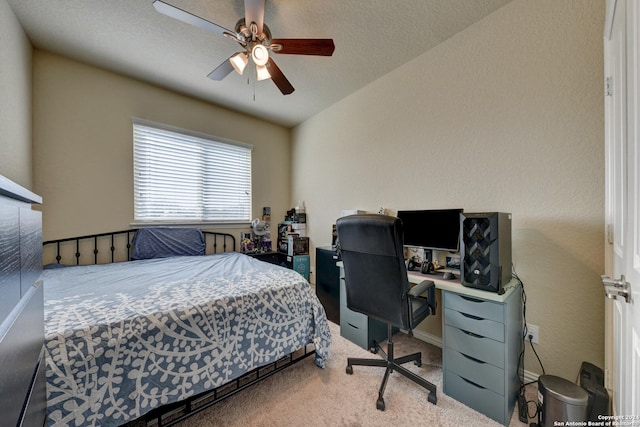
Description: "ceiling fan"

(152, 0), (336, 95)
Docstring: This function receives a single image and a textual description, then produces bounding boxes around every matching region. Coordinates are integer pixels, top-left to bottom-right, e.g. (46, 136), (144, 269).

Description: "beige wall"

(32, 51), (291, 242)
(292, 0), (605, 379)
(0, 0), (33, 189)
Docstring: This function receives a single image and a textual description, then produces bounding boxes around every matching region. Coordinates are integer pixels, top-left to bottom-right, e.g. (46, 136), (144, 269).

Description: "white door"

(604, 0), (640, 416)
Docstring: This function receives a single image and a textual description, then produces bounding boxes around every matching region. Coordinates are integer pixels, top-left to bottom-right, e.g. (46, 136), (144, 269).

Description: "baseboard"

(523, 369), (539, 385)
(411, 329), (443, 348)
(411, 329), (539, 386)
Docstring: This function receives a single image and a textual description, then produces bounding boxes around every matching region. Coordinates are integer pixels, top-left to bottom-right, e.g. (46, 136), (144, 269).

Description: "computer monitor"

(396, 209), (463, 252)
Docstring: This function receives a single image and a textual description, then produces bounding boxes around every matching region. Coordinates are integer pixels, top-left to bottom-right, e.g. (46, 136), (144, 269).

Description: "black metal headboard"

(43, 229), (236, 266)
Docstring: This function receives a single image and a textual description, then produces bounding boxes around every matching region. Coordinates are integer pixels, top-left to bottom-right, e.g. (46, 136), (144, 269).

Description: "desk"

(408, 271), (522, 426)
(340, 263), (522, 426)
(407, 270), (520, 302)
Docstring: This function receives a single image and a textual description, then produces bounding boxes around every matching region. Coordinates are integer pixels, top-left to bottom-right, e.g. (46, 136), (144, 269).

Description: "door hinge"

(607, 224), (614, 244)
(605, 76), (613, 96)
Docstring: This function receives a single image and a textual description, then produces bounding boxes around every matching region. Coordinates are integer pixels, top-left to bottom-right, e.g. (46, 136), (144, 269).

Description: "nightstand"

(247, 252), (310, 281)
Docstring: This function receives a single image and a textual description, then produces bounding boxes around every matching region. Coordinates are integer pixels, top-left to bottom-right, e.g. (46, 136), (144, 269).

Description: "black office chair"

(336, 214), (438, 410)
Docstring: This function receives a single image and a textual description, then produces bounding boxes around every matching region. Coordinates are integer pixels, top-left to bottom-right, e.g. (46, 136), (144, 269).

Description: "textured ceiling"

(8, 0), (513, 127)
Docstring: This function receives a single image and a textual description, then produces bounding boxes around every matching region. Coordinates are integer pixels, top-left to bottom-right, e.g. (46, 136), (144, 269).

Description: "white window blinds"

(133, 118), (252, 224)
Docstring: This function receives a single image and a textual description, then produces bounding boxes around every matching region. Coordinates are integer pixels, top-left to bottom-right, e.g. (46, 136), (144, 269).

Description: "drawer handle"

(460, 329), (484, 339)
(460, 312), (484, 321)
(460, 295), (485, 303)
(347, 322), (360, 330)
(460, 352), (485, 364)
(460, 376), (486, 390)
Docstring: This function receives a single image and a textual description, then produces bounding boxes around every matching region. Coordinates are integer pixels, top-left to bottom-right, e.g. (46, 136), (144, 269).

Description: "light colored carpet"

(176, 321), (536, 427)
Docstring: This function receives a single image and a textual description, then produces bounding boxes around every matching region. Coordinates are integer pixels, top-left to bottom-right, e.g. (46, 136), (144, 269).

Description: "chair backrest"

(336, 214), (410, 329)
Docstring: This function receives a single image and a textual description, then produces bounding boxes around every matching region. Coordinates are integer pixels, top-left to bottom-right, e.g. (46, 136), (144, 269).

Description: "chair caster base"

(376, 397), (385, 411)
(346, 365), (353, 375)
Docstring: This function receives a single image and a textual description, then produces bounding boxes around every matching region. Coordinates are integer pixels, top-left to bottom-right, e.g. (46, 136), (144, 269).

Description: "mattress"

(42, 252), (331, 426)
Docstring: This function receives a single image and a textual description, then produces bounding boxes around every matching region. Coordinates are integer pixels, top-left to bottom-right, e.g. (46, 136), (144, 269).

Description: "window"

(132, 118), (252, 224)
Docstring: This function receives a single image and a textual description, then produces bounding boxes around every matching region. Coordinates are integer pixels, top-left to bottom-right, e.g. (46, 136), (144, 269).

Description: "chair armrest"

(409, 280), (435, 297)
(408, 280), (437, 315)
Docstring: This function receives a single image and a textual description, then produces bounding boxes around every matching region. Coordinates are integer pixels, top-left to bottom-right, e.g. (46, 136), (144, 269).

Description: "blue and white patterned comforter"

(42, 252), (331, 426)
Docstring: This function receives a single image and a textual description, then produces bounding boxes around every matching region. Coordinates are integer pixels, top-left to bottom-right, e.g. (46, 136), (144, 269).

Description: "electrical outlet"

(526, 324), (539, 344)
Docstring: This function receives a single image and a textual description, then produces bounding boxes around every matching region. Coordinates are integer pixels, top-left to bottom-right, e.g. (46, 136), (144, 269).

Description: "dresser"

(440, 282), (522, 425)
(0, 176), (45, 427)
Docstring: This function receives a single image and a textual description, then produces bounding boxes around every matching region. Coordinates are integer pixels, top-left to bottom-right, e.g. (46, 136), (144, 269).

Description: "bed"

(41, 228), (331, 426)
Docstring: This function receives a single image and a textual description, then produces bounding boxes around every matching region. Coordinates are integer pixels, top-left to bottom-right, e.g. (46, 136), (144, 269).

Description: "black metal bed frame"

(43, 229), (236, 265)
(41, 228), (317, 426)
(124, 345), (315, 427)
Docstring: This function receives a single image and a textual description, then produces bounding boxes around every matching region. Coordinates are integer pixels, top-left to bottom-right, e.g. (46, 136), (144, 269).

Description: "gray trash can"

(538, 375), (589, 427)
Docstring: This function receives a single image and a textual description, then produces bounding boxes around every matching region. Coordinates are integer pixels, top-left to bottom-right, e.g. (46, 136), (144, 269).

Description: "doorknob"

(601, 275), (631, 303)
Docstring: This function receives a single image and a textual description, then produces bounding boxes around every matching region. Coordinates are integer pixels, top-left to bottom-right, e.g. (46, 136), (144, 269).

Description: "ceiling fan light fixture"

(251, 44), (269, 66)
(256, 64), (271, 81)
(153, 1), (334, 95)
(230, 52), (249, 75)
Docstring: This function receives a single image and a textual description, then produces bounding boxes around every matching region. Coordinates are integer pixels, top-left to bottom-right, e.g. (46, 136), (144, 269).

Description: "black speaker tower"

(460, 212), (512, 294)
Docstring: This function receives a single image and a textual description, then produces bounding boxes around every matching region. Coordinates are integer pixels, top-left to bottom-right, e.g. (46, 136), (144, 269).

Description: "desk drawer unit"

(442, 288), (522, 425)
(444, 308), (504, 342)
(444, 347), (505, 394)
(445, 371), (505, 423)
(339, 273), (387, 350)
(444, 324), (505, 367)
(340, 307), (370, 349)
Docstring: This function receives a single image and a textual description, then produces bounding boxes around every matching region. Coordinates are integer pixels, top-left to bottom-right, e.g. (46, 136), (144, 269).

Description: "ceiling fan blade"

(244, 0), (265, 35)
(153, 0), (234, 38)
(207, 57), (236, 81)
(266, 58), (294, 95)
(270, 39), (335, 56)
